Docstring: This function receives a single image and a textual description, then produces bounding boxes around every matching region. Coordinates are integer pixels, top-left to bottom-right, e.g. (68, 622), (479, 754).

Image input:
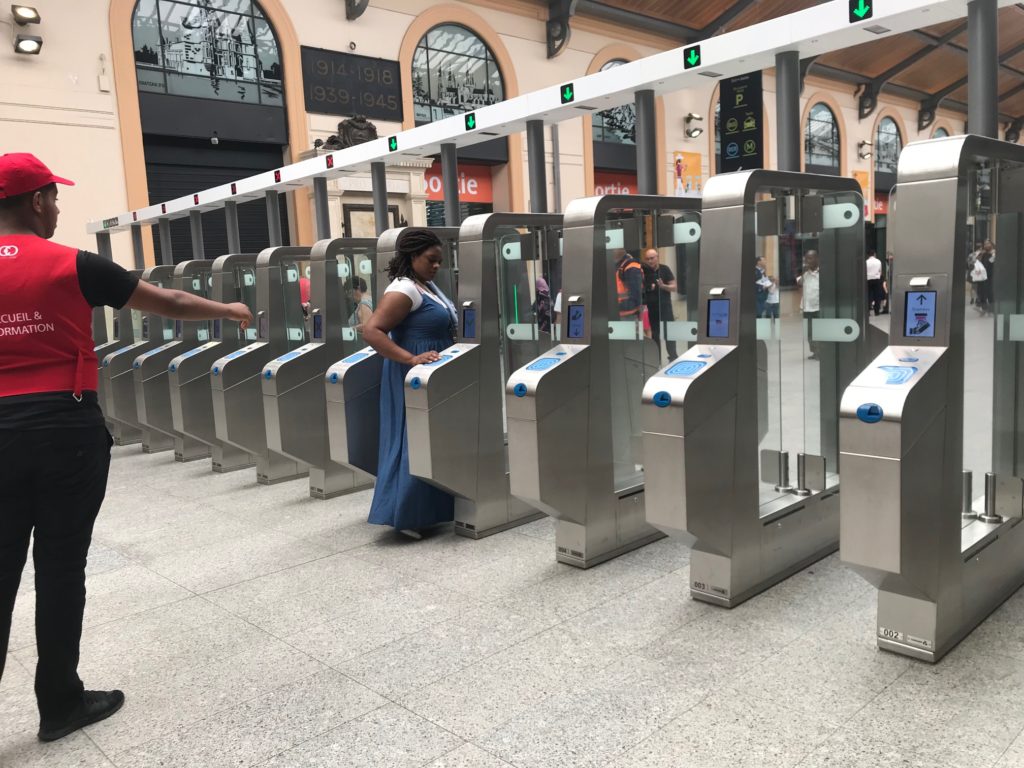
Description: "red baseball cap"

(0, 153), (75, 199)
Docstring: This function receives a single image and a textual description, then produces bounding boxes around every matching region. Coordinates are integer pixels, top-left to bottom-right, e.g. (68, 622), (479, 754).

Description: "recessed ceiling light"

(14, 34), (42, 54)
(11, 4), (40, 24)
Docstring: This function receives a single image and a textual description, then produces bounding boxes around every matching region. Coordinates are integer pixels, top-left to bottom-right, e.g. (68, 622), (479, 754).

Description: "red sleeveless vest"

(0, 234), (97, 398)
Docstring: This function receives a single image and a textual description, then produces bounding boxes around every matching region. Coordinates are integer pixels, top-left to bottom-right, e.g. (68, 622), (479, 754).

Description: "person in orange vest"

(0, 153), (252, 742)
(614, 249), (644, 320)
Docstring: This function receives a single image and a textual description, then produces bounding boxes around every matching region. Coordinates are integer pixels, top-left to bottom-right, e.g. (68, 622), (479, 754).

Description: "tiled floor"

(3, 447), (1024, 768)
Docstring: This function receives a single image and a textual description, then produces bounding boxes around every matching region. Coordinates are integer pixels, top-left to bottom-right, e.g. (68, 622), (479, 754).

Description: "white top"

(554, 291), (562, 314)
(798, 269), (820, 312)
(766, 281), (780, 303)
(865, 255), (882, 280)
(384, 277), (456, 323)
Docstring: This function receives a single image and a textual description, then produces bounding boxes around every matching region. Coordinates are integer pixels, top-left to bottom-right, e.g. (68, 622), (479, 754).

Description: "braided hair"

(386, 228), (442, 282)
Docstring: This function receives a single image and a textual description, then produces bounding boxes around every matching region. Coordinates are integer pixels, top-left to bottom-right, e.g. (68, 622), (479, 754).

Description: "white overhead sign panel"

(89, 0), (1003, 234)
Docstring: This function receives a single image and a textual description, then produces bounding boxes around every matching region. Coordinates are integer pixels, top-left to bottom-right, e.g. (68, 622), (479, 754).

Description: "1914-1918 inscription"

(301, 46), (403, 122)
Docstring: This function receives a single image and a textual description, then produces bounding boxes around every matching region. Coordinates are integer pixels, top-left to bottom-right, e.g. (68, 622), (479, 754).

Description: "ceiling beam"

(575, 0), (698, 40)
(919, 41), (1024, 130)
(700, 0), (759, 36)
(907, 29), (1024, 78)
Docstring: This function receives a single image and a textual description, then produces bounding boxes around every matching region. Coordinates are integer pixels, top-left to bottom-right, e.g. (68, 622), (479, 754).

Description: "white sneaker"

(399, 528), (423, 540)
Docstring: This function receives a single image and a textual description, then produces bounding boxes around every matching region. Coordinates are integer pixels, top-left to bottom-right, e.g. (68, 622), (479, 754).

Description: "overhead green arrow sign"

(388, 136), (398, 152)
(560, 83), (574, 104)
(849, 0), (872, 22)
(465, 113), (477, 131)
(683, 45), (701, 70)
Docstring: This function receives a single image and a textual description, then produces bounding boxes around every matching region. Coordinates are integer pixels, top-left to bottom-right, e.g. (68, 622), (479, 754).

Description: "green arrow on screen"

(465, 113), (476, 130)
(850, 0), (872, 20)
(388, 137), (398, 151)
(561, 84), (574, 103)
(687, 49), (700, 66)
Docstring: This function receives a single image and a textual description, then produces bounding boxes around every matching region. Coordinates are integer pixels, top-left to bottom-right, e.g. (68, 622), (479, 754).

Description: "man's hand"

(225, 302), (253, 329)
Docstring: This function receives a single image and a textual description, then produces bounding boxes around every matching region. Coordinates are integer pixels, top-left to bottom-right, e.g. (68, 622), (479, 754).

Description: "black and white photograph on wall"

(132, 0), (283, 106)
(412, 24), (504, 124)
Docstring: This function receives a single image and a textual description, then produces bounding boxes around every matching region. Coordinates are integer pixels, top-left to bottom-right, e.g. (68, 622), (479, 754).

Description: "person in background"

(865, 249), (884, 316)
(967, 241), (982, 307)
(614, 249), (644, 321)
(642, 248), (678, 361)
(361, 229), (455, 540)
(345, 276), (373, 331)
(764, 274), (780, 319)
(797, 250), (821, 360)
(754, 256), (769, 319)
(533, 277), (552, 334)
(977, 238), (996, 315)
(0, 153), (252, 742)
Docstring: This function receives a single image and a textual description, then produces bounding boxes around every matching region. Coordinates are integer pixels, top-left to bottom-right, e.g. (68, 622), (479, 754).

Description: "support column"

(776, 51), (801, 171)
(224, 201), (241, 253)
(527, 120), (548, 213)
(635, 90), (657, 194)
(551, 123), (562, 212)
(130, 224), (145, 269)
(968, 0), (998, 139)
(157, 218), (173, 265)
(312, 177), (331, 240)
(189, 210), (205, 260)
(266, 190), (283, 247)
(95, 232), (113, 260)
(440, 142), (461, 227)
(371, 161), (389, 236)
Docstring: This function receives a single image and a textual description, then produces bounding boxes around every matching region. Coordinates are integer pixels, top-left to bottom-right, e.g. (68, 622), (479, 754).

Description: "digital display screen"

(462, 308), (476, 339)
(707, 299), (730, 338)
(904, 291), (936, 338)
(567, 304), (585, 339)
(258, 315), (269, 340)
(212, 319), (222, 340)
(313, 314), (323, 340)
(174, 319), (183, 339)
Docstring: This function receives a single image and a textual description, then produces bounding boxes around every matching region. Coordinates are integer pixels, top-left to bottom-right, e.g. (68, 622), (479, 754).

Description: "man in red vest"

(0, 153), (252, 742)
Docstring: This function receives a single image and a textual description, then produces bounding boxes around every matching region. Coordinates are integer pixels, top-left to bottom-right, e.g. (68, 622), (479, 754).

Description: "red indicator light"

(193, 194), (199, 205)
(161, 203), (166, 213)
(326, 155), (334, 169)
(132, 212), (138, 221)
(231, 182), (237, 194)
(274, 170), (281, 183)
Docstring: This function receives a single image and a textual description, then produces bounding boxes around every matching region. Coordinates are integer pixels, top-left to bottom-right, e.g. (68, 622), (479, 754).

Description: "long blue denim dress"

(367, 285), (455, 530)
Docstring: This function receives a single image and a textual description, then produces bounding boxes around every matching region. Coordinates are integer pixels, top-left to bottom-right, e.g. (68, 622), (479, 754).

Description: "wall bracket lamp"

(858, 140), (873, 159)
(685, 112), (704, 139)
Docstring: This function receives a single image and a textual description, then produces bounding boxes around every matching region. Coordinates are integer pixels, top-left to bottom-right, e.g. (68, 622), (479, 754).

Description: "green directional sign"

(465, 112), (477, 131)
(388, 136), (398, 152)
(560, 83), (574, 104)
(684, 45), (701, 70)
(849, 0), (872, 22)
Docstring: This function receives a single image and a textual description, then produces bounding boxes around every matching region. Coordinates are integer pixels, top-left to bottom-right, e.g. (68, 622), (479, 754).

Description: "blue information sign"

(707, 298), (731, 338)
(904, 291), (936, 338)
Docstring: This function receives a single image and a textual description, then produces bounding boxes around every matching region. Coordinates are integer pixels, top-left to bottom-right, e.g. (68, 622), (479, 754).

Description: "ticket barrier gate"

(405, 214), (563, 538)
(642, 171), (867, 606)
(326, 227), (461, 478)
(262, 239), (376, 499)
(95, 272), (143, 445)
(211, 247), (309, 484)
(132, 261), (213, 462)
(840, 135), (1024, 662)
(168, 254), (259, 473)
(507, 195), (702, 567)
(101, 266), (177, 453)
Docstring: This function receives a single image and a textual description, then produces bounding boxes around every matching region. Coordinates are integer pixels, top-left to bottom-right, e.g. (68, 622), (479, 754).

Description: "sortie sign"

(424, 162), (493, 203)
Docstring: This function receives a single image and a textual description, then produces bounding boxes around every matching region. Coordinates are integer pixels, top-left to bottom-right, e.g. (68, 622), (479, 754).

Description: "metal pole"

(189, 209), (205, 260)
(440, 142), (461, 227)
(635, 89), (657, 194)
(551, 123), (562, 213)
(968, 0), (998, 139)
(157, 218), (173, 265)
(265, 190), (282, 247)
(776, 51), (801, 171)
(224, 201), (241, 253)
(527, 120), (548, 213)
(95, 232), (113, 260)
(130, 224), (145, 269)
(371, 161), (389, 236)
(312, 176), (331, 240)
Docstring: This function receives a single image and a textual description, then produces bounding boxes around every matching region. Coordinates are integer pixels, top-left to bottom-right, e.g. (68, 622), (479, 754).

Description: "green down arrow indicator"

(388, 136), (398, 152)
(849, 0), (872, 22)
(684, 45), (701, 70)
(465, 113), (476, 130)
(560, 83), (574, 104)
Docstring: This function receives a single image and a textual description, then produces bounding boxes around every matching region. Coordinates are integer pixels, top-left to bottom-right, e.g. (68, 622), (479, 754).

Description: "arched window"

(132, 0), (282, 106)
(805, 103), (840, 174)
(592, 60), (635, 144)
(933, 127), (949, 138)
(875, 117), (902, 179)
(412, 24), (504, 124)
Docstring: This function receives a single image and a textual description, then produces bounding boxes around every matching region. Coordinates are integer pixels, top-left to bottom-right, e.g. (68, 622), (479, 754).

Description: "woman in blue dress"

(362, 229), (456, 539)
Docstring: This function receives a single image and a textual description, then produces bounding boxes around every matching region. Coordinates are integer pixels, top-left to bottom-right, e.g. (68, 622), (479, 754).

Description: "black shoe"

(38, 690), (125, 742)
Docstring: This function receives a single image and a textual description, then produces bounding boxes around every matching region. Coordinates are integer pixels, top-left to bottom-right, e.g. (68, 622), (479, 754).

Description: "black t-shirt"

(0, 250), (140, 431)
(643, 264), (675, 304)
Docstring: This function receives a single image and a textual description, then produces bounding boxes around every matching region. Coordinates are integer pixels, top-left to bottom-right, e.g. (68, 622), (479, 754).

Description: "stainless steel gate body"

(132, 261), (213, 462)
(101, 265), (176, 453)
(95, 271), (143, 446)
(326, 227), (460, 479)
(841, 135), (1024, 662)
(168, 254), (259, 473)
(211, 247), (308, 485)
(642, 170), (867, 606)
(506, 195), (702, 568)
(262, 238), (376, 499)
(404, 214), (563, 538)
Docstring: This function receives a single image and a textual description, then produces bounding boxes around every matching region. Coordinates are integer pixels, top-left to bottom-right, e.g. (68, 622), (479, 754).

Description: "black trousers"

(0, 426), (111, 720)
(646, 300), (677, 360)
(867, 279), (885, 315)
